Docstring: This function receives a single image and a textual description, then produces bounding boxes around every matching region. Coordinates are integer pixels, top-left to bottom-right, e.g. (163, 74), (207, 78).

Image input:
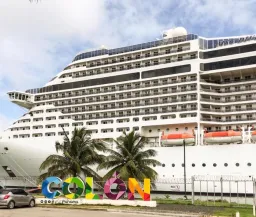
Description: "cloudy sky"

(0, 0), (256, 131)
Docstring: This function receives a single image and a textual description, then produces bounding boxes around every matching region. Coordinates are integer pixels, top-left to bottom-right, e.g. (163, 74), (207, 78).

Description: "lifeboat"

(161, 133), (195, 146)
(204, 130), (242, 144)
(252, 131), (256, 142)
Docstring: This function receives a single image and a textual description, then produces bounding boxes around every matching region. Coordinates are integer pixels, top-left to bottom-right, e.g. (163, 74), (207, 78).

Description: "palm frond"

(39, 127), (107, 181)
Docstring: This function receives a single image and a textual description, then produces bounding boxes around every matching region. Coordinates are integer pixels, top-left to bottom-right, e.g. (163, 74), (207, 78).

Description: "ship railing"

(201, 97), (256, 103)
(201, 118), (256, 122)
(201, 108), (255, 112)
(201, 87), (256, 93)
(200, 77), (256, 84)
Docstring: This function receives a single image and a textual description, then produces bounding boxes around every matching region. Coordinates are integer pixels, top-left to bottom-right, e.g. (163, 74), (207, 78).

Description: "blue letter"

(42, 176), (62, 199)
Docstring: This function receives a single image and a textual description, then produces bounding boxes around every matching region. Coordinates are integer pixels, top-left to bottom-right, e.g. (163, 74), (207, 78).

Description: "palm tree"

(38, 127), (106, 182)
(97, 131), (161, 186)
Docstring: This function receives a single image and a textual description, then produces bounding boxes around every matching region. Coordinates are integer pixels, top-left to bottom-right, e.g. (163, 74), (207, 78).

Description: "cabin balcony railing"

(201, 87), (256, 93)
(201, 97), (256, 103)
(201, 118), (255, 122)
(201, 108), (255, 112)
(200, 77), (256, 85)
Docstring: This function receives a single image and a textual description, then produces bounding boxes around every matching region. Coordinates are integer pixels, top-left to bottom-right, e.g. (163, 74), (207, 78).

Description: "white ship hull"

(0, 138), (255, 193)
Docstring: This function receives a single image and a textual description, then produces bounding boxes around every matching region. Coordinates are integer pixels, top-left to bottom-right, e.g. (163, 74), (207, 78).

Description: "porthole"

(158, 129), (160, 132)
(176, 128), (179, 131)
(192, 163), (195, 167)
(162, 164), (165, 167)
(153, 164), (156, 167)
(224, 163), (228, 167)
(202, 163), (206, 167)
(213, 163), (217, 167)
(182, 163), (184, 167)
(235, 163), (239, 167)
(172, 163), (175, 167)
(248, 163), (252, 167)
(185, 127), (188, 131)
(149, 129), (152, 133)
(166, 128), (169, 131)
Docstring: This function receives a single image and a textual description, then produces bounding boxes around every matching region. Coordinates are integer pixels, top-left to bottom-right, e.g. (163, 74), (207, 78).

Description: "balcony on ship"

(7, 91), (34, 109)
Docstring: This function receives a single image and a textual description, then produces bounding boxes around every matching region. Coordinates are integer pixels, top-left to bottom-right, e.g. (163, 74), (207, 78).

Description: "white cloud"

(177, 0), (256, 35)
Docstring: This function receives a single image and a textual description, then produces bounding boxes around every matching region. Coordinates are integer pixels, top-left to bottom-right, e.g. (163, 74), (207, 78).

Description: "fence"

(155, 176), (256, 208)
(192, 176), (256, 207)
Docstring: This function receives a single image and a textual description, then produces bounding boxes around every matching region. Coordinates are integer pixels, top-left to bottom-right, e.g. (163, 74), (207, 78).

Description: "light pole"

(183, 139), (187, 199)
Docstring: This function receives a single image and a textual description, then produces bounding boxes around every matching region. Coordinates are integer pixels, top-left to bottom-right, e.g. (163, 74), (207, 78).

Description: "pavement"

(0, 207), (202, 217)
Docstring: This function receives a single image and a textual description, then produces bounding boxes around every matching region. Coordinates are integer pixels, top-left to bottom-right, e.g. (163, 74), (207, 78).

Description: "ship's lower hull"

(0, 138), (255, 194)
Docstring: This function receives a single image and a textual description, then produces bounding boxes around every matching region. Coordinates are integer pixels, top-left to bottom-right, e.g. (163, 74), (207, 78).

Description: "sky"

(0, 0), (256, 131)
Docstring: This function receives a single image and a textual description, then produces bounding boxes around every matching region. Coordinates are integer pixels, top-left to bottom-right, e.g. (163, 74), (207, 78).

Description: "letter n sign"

(128, 178), (150, 201)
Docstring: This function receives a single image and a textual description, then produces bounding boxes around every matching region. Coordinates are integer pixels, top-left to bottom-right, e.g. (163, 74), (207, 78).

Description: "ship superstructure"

(0, 27), (256, 190)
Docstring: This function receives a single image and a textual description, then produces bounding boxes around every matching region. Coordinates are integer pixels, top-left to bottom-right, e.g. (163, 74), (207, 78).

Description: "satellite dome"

(163, 27), (187, 39)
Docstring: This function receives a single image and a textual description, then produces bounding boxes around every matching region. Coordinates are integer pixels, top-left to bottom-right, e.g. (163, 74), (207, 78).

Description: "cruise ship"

(0, 27), (256, 193)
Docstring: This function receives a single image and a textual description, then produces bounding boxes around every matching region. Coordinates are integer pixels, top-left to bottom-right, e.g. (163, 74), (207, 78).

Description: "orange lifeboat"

(161, 133), (195, 146)
(252, 131), (256, 142)
(204, 130), (242, 144)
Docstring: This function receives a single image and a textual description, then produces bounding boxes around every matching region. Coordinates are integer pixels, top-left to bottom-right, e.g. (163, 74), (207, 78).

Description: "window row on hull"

(26, 65), (191, 94)
(72, 34), (197, 62)
(51, 87), (197, 107)
(201, 74), (256, 85)
(200, 43), (256, 59)
(61, 106), (198, 121)
(201, 84), (256, 94)
(34, 74), (196, 102)
(201, 56), (256, 71)
(201, 104), (255, 113)
(64, 51), (195, 79)
(201, 94), (256, 103)
(205, 124), (254, 132)
(201, 113), (256, 122)
(57, 96), (197, 114)
(69, 44), (190, 70)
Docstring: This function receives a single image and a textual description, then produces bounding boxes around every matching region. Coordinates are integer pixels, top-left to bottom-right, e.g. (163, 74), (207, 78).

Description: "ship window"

(166, 128), (169, 131)
(236, 163), (239, 167)
(172, 164), (175, 167)
(213, 163), (217, 167)
(162, 164), (165, 167)
(149, 129), (152, 133)
(247, 163), (252, 167)
(181, 163), (184, 167)
(224, 163), (228, 167)
(202, 163), (206, 167)
(175, 128), (179, 131)
(142, 65), (191, 79)
(201, 56), (256, 71)
(185, 127), (188, 131)
(192, 163), (195, 167)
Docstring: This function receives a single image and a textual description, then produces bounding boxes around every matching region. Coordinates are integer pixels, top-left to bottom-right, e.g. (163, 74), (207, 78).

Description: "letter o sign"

(104, 177), (126, 200)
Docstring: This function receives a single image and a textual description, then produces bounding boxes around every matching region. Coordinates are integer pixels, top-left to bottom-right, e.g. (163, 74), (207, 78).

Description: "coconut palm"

(38, 127), (106, 182)
(97, 131), (161, 186)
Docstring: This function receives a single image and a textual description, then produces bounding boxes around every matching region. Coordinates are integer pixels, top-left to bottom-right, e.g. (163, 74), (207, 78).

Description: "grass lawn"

(213, 207), (255, 217)
(155, 198), (255, 216)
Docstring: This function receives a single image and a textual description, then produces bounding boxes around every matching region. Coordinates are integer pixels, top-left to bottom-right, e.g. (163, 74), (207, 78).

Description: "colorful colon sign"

(62, 177), (85, 199)
(85, 177), (103, 200)
(41, 172), (150, 201)
(104, 171), (126, 200)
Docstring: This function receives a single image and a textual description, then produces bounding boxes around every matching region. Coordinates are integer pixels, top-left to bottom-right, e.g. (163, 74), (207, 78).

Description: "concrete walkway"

(0, 207), (202, 217)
